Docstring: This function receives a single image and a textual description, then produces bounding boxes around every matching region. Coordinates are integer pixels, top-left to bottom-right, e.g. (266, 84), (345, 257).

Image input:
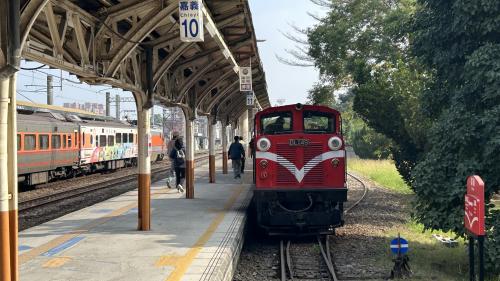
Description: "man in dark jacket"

(228, 136), (245, 179)
(169, 138), (186, 193)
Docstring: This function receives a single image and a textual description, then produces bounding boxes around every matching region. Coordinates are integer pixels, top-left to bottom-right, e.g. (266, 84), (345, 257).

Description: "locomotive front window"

(261, 112), (293, 135)
(303, 111), (335, 133)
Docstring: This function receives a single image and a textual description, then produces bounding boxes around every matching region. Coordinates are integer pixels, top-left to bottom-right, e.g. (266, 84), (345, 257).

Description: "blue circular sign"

(390, 237), (409, 254)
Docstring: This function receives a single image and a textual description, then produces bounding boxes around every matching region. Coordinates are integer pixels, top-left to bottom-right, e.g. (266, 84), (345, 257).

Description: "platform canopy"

(17, 0), (270, 121)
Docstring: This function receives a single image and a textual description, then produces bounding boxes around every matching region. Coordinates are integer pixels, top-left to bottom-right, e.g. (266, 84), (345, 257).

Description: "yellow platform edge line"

(164, 185), (245, 281)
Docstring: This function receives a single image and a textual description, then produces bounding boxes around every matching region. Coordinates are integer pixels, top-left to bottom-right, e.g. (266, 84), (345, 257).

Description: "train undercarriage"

(254, 188), (347, 236)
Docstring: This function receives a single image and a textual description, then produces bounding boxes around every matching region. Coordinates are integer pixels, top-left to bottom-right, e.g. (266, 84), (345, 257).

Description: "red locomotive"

(253, 103), (347, 235)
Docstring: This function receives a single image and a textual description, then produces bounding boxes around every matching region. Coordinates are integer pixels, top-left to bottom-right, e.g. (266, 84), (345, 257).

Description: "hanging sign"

(179, 0), (204, 42)
(239, 67), (252, 92)
(464, 175), (485, 236)
(246, 92), (254, 106)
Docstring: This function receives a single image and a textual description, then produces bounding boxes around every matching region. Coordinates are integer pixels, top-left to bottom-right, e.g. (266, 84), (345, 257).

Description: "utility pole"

(47, 75), (53, 105)
(115, 94), (120, 120)
(105, 92), (110, 117)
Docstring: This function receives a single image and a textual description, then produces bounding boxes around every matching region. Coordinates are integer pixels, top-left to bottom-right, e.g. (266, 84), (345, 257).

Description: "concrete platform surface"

(19, 161), (253, 281)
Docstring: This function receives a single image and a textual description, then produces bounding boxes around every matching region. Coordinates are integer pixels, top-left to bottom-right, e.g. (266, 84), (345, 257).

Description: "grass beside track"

(347, 159), (499, 281)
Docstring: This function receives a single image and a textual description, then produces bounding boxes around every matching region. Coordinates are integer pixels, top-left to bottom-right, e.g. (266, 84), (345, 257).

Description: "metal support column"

(208, 117), (216, 183)
(115, 94), (120, 120)
(137, 105), (151, 231)
(222, 124), (228, 174)
(105, 92), (110, 117)
(46, 75), (53, 105)
(185, 117), (195, 198)
(7, 75), (18, 281)
(241, 109), (249, 153)
(0, 77), (12, 281)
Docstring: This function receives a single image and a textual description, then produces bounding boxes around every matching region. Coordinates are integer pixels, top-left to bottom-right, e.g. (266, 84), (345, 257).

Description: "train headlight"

(328, 136), (342, 151)
(257, 137), (271, 152)
(331, 158), (340, 167)
(259, 159), (269, 168)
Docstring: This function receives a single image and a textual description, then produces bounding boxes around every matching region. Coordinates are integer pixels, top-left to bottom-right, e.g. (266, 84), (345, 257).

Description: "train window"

(100, 135), (107, 147)
(95, 135), (98, 147)
(303, 111), (335, 133)
(63, 135), (67, 148)
(52, 135), (61, 149)
(24, 135), (36, 151)
(108, 135), (115, 146)
(82, 133), (86, 146)
(74, 132), (78, 146)
(123, 133), (128, 143)
(68, 134), (72, 148)
(17, 134), (21, 151)
(39, 134), (49, 150)
(129, 133), (133, 143)
(116, 133), (122, 144)
(261, 112), (293, 135)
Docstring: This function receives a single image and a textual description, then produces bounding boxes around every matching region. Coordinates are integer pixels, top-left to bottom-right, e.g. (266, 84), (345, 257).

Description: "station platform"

(19, 161), (253, 281)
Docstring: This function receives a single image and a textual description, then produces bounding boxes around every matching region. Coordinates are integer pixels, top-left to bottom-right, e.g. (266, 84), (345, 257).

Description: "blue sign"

(390, 237), (409, 254)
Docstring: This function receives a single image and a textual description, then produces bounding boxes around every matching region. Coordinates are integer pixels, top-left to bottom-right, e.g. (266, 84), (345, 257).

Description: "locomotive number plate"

(289, 139), (310, 146)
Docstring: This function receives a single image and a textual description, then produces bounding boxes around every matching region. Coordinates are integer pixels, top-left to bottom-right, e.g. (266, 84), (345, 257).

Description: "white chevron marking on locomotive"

(256, 150), (345, 183)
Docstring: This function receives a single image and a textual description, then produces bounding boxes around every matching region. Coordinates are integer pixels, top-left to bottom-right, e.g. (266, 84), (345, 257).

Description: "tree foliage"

(412, 0), (500, 273)
(307, 0), (430, 183)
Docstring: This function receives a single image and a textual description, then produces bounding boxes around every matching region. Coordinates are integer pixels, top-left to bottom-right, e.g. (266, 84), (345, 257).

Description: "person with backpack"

(169, 138), (186, 193)
(166, 132), (179, 188)
(228, 136), (245, 179)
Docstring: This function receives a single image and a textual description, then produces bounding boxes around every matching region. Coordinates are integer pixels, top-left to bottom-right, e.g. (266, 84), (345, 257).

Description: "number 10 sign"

(179, 0), (204, 42)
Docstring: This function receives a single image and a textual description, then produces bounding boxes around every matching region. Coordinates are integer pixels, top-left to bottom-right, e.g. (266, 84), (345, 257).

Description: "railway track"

(277, 172), (367, 281)
(19, 153), (213, 212)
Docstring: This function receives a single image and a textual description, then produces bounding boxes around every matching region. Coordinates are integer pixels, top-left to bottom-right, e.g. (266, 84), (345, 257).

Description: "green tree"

(412, 0), (500, 272)
(307, 83), (336, 107)
(307, 0), (430, 183)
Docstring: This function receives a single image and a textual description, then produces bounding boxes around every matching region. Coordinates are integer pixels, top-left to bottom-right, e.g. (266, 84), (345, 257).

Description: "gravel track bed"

(234, 174), (411, 281)
(19, 155), (213, 230)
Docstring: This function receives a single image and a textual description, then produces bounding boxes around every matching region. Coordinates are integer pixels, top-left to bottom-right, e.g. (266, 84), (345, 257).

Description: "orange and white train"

(17, 103), (167, 186)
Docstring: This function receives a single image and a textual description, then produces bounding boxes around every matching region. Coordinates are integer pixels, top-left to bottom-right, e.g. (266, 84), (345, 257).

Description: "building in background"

(63, 102), (105, 115)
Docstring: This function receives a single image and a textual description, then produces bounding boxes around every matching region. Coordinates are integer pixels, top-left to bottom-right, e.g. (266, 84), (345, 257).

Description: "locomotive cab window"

(303, 111), (335, 133)
(261, 112), (293, 135)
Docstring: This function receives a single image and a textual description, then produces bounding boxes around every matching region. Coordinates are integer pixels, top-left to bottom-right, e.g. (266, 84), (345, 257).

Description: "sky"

(16, 0), (324, 115)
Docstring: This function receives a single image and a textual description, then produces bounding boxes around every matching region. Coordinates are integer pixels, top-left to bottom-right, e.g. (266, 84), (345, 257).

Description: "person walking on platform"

(228, 136), (245, 179)
(249, 137), (255, 159)
(169, 138), (186, 193)
(166, 132), (179, 188)
(239, 136), (246, 174)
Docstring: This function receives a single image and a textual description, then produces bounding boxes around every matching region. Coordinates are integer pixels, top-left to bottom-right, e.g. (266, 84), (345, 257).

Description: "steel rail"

(345, 172), (368, 214)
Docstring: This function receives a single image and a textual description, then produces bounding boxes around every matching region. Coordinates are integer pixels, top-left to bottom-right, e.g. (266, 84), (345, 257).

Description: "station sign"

(179, 0), (204, 42)
(465, 175), (485, 236)
(240, 67), (252, 92)
(246, 92), (254, 106)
